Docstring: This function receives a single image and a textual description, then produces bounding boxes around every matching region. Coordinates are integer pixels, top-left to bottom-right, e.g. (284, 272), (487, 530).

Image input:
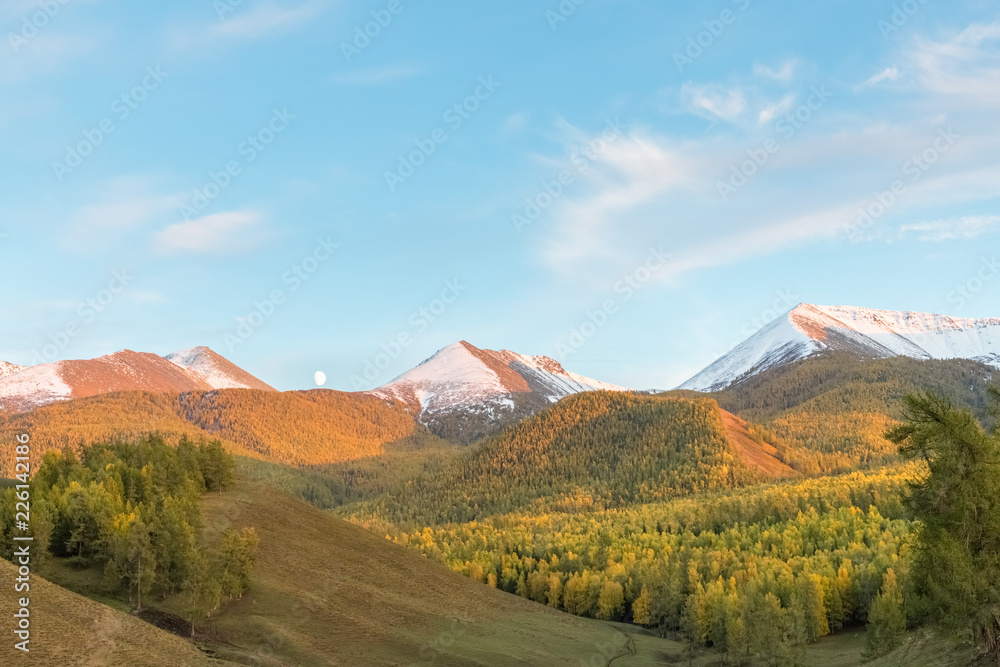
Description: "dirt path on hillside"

(607, 626), (636, 666)
(719, 409), (798, 479)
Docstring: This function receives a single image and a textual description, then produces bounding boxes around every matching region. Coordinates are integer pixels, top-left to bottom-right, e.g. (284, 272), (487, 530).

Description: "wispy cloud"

(154, 211), (270, 255)
(0, 31), (96, 83)
(541, 130), (710, 273)
(899, 215), (1000, 241)
(908, 22), (1000, 99)
(329, 64), (423, 85)
(758, 93), (796, 124)
(753, 61), (797, 82)
(861, 66), (899, 88)
(680, 83), (747, 123)
(64, 178), (186, 250)
(169, 0), (332, 49)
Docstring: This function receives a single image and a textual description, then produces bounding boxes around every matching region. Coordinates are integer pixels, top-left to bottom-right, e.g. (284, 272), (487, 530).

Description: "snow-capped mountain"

(0, 347), (274, 413)
(0, 361), (25, 380)
(680, 303), (1000, 392)
(166, 346), (275, 391)
(369, 341), (628, 439)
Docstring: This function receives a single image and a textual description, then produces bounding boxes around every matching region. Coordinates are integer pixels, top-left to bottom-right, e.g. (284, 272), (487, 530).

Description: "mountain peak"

(165, 346), (276, 391)
(680, 304), (1000, 392)
(0, 347), (274, 413)
(369, 341), (628, 439)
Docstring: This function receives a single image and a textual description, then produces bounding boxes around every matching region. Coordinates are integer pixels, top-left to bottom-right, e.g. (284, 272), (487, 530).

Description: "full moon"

(314, 371), (327, 387)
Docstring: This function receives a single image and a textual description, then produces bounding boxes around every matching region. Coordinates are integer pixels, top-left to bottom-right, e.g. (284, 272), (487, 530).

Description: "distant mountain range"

(680, 304), (1000, 392)
(0, 346), (274, 412)
(4, 303), (1000, 428)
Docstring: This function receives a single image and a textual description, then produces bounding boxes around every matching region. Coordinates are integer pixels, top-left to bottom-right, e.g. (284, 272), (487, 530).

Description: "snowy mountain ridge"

(679, 303), (1000, 392)
(0, 347), (274, 413)
(369, 340), (628, 423)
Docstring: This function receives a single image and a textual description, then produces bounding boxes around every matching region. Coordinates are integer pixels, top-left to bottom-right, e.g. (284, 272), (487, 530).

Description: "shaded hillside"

(0, 558), (226, 666)
(706, 354), (996, 474)
(711, 352), (994, 421)
(356, 392), (788, 525)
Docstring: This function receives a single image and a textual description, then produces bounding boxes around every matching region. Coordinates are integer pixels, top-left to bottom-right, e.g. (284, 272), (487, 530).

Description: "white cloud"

(753, 61), (797, 81)
(63, 178), (186, 250)
(502, 111), (532, 134)
(154, 211), (269, 254)
(899, 215), (1000, 242)
(0, 31), (96, 83)
(861, 66), (899, 88)
(680, 83), (747, 123)
(329, 64), (423, 85)
(169, 0), (332, 49)
(217, 0), (328, 38)
(541, 131), (711, 272)
(533, 110), (1000, 285)
(908, 22), (1000, 99)
(758, 93), (797, 124)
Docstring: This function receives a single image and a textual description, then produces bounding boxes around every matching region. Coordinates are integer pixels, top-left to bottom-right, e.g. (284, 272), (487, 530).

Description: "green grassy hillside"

(0, 558), (227, 666)
(151, 480), (682, 666)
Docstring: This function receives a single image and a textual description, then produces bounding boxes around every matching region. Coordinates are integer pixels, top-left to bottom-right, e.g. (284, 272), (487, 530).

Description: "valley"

(3, 303), (1000, 665)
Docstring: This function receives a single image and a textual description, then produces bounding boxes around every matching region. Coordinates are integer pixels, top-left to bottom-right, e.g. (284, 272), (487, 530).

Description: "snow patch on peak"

(0, 361), (26, 380)
(0, 361), (73, 411)
(680, 303), (1000, 392)
(165, 347), (275, 391)
(371, 340), (629, 418)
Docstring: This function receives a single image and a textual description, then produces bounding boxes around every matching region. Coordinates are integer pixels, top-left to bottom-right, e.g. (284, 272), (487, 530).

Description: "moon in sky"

(314, 371), (327, 387)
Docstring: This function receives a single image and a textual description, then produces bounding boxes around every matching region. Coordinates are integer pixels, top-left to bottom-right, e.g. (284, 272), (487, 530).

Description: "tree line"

(0, 436), (258, 634)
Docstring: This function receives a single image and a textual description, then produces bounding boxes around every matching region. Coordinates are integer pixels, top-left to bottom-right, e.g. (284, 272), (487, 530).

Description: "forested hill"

(710, 352), (995, 421)
(349, 392), (792, 525)
(697, 353), (996, 476)
(0, 388), (433, 475)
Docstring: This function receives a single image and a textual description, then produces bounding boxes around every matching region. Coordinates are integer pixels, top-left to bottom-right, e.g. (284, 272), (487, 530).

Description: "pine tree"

(797, 573), (829, 642)
(864, 568), (906, 660)
(725, 609), (751, 666)
(748, 592), (784, 667)
(889, 391), (1000, 656)
(219, 527), (260, 600)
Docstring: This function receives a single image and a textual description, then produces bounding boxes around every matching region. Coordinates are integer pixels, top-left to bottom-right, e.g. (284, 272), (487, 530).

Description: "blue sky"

(2, 0), (999, 391)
